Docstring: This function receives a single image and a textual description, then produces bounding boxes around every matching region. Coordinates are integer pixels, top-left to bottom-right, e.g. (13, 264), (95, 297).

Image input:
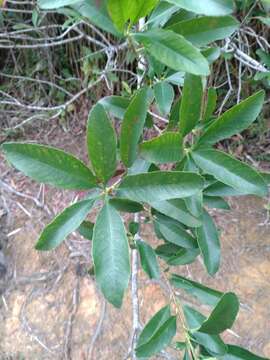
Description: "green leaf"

(203, 87), (217, 122)
(192, 148), (268, 197)
(107, 0), (128, 32)
(38, 0), (80, 9)
(136, 305), (171, 348)
(87, 103), (117, 183)
(2, 142), (96, 190)
(204, 195), (230, 210)
(35, 200), (95, 250)
(204, 181), (246, 197)
(93, 202), (130, 308)
(72, 0), (121, 37)
(99, 95), (130, 119)
(256, 16), (270, 27)
(128, 0), (159, 24)
(198, 91), (265, 146)
(137, 240), (160, 279)
(140, 132), (183, 164)
(167, 16), (238, 46)
(136, 305), (177, 358)
(170, 274), (223, 306)
(133, 29), (210, 76)
(152, 200), (202, 228)
(221, 345), (269, 360)
(180, 73), (203, 136)
(167, 248), (200, 266)
(196, 209), (220, 275)
(154, 81), (174, 116)
(166, 0), (234, 16)
(109, 198), (144, 213)
(117, 171), (204, 203)
(183, 306), (228, 356)
(185, 192), (203, 217)
(156, 217), (198, 249)
(120, 88), (149, 167)
(196, 292), (239, 334)
(77, 220), (94, 240)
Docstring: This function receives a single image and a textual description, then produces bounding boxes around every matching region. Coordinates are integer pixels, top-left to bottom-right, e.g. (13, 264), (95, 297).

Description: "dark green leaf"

(168, 98), (181, 130)
(185, 192), (203, 217)
(204, 181), (246, 197)
(2, 142), (96, 190)
(197, 292), (239, 334)
(93, 202), (130, 308)
(109, 198), (144, 213)
(154, 81), (174, 116)
(87, 103), (117, 183)
(203, 87), (217, 122)
(221, 345), (269, 360)
(183, 305), (228, 355)
(151, 200), (202, 227)
(166, 0), (234, 16)
(133, 29), (210, 76)
(192, 149), (268, 197)
(35, 200), (95, 250)
(198, 91), (265, 146)
(137, 240), (160, 279)
(118, 171), (204, 203)
(136, 314), (177, 357)
(204, 196), (230, 210)
(180, 73), (203, 136)
(196, 209), (220, 275)
(167, 248), (200, 265)
(156, 217), (198, 249)
(120, 88), (149, 167)
(170, 274), (223, 306)
(140, 132), (183, 164)
(167, 16), (238, 46)
(77, 220), (94, 240)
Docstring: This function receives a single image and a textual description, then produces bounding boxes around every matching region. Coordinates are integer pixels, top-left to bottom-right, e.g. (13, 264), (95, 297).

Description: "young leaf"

(77, 220), (94, 240)
(166, 0), (234, 16)
(192, 149), (268, 197)
(136, 312), (177, 358)
(128, 0), (159, 24)
(152, 200), (202, 228)
(137, 240), (160, 279)
(140, 132), (183, 164)
(117, 171), (204, 203)
(167, 16), (239, 46)
(107, 0), (128, 32)
(2, 142), (96, 190)
(196, 209), (220, 275)
(109, 198), (144, 213)
(156, 218), (198, 249)
(180, 74), (203, 136)
(183, 305), (228, 356)
(198, 91), (265, 146)
(133, 29), (210, 76)
(196, 292), (239, 334)
(170, 274), (223, 306)
(154, 81), (174, 116)
(35, 200), (95, 250)
(93, 202), (130, 308)
(87, 103), (117, 183)
(120, 88), (149, 167)
(222, 345), (269, 360)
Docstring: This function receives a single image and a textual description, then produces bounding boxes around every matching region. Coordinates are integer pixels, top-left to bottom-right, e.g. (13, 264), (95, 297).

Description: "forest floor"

(0, 119), (270, 360)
